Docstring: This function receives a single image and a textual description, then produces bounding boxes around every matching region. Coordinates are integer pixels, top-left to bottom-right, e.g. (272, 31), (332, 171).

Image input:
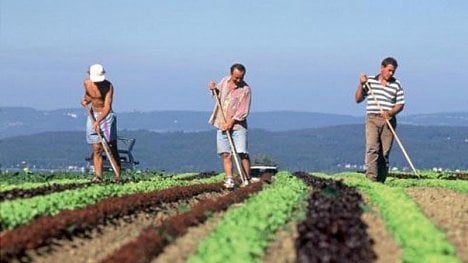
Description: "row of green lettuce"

(187, 172), (309, 263)
(385, 177), (468, 192)
(389, 170), (468, 180)
(331, 172), (463, 263)
(0, 174), (224, 230)
(0, 172), (198, 192)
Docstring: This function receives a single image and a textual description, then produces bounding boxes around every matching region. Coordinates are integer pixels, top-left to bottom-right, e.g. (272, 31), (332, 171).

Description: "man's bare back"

(82, 79), (113, 112)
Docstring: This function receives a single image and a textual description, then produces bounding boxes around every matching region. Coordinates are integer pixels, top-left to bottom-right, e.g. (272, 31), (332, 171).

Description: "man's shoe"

(240, 180), (250, 188)
(250, 177), (261, 183)
(224, 177), (235, 189)
(91, 177), (104, 183)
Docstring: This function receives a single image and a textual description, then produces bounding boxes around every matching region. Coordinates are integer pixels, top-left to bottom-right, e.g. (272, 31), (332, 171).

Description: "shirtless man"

(80, 64), (121, 182)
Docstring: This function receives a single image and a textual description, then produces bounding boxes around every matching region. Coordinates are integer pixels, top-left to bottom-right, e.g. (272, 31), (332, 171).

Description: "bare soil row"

(1, 172), (465, 262)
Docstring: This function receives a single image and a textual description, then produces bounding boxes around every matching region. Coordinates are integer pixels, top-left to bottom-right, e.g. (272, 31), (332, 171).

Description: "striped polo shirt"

(364, 75), (405, 114)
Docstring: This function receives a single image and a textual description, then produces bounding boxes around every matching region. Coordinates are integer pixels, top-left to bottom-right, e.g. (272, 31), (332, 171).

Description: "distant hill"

(1, 125), (467, 172)
(1, 107), (467, 138)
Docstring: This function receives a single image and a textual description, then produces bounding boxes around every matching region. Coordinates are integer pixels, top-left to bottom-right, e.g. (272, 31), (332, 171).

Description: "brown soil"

(151, 212), (225, 263)
(360, 193), (403, 263)
(11, 184), (464, 263)
(25, 191), (228, 263)
(261, 191), (308, 263)
(153, 187), (301, 263)
(262, 220), (298, 263)
(406, 187), (468, 262)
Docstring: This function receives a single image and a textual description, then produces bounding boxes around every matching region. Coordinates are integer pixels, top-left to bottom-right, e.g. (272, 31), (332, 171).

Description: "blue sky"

(1, 0), (467, 115)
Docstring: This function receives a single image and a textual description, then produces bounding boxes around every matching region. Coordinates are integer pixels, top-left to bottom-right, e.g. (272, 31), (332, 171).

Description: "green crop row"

(187, 172), (308, 263)
(0, 170), (170, 186)
(170, 172), (199, 179)
(338, 174), (461, 263)
(391, 170), (468, 180)
(0, 171), (176, 192)
(0, 172), (90, 185)
(327, 172), (468, 193)
(386, 178), (468, 193)
(0, 174), (224, 230)
(0, 179), (90, 192)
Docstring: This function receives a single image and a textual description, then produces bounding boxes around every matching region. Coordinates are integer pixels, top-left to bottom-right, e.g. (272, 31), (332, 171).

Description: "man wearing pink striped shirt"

(208, 64), (252, 188)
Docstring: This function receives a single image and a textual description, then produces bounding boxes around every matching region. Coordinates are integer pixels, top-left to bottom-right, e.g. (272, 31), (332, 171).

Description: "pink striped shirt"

(209, 76), (251, 130)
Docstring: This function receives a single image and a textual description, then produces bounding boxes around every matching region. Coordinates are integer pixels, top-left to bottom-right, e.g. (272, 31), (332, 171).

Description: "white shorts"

(216, 128), (248, 155)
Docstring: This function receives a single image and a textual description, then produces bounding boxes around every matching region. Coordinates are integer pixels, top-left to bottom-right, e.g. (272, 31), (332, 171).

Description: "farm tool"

(364, 82), (419, 177)
(84, 105), (120, 179)
(211, 89), (249, 185)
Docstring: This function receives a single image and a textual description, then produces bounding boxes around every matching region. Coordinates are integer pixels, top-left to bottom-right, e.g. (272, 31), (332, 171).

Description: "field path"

(361, 194), (403, 263)
(29, 191), (228, 263)
(406, 187), (468, 261)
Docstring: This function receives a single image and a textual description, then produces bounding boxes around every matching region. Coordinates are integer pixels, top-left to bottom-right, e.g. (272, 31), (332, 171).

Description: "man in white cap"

(81, 64), (121, 182)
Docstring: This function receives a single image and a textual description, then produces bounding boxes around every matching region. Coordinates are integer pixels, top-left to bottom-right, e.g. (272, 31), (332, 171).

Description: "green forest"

(1, 124), (467, 172)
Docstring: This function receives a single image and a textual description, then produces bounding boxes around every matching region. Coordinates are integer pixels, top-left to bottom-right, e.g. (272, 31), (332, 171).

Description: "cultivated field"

(0, 170), (466, 263)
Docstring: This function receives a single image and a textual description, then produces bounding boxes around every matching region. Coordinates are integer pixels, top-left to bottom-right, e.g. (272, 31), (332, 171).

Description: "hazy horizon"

(2, 105), (468, 119)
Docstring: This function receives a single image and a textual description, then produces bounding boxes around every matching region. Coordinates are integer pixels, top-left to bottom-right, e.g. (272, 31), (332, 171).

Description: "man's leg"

(232, 128), (250, 183)
(365, 115), (381, 181)
(221, 152), (233, 178)
(217, 130), (234, 188)
(376, 149), (386, 183)
(378, 118), (396, 183)
(239, 153), (251, 180)
(92, 143), (103, 180)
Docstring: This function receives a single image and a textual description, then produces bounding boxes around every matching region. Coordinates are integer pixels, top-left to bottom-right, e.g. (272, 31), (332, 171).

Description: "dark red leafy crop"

(293, 171), (376, 263)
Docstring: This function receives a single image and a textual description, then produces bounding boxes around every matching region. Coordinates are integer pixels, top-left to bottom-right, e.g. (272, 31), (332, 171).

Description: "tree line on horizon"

(1, 125), (467, 172)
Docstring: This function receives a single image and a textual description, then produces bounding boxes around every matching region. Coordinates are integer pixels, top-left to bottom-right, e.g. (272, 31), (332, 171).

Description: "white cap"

(88, 64), (106, 82)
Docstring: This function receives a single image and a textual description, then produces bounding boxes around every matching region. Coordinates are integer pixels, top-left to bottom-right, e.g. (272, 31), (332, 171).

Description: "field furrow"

(101, 175), (271, 263)
(0, 170), (466, 262)
(0, 182), (225, 261)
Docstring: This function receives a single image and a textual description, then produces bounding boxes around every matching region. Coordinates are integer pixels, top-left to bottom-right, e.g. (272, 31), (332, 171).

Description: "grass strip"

(338, 173), (461, 263)
(329, 172), (468, 193)
(0, 172), (88, 186)
(187, 171), (308, 263)
(0, 174), (224, 230)
(0, 172), (218, 201)
(389, 170), (468, 180)
(0, 179), (90, 192)
(0, 181), (95, 202)
(385, 178), (468, 193)
(0, 171), (169, 188)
